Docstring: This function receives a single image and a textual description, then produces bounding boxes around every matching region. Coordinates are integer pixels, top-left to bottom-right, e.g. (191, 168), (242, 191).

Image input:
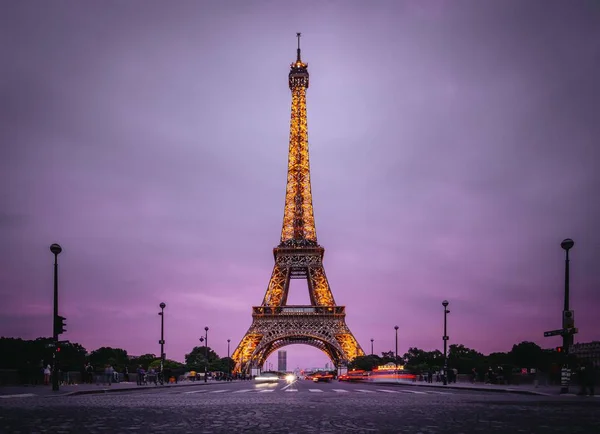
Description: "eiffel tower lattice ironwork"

(232, 34), (364, 374)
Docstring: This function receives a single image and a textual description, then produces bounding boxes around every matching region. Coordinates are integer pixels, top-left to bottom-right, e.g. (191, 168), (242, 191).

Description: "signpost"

(543, 328), (578, 338)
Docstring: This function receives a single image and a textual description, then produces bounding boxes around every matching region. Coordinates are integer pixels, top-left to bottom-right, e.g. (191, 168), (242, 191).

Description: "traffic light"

(54, 315), (66, 336)
(556, 346), (563, 353)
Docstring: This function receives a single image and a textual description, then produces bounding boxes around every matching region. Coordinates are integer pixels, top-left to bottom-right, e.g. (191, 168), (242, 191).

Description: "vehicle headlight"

(285, 374), (295, 382)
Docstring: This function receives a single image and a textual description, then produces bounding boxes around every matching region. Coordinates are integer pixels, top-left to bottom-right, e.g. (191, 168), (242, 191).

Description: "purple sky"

(1, 0), (599, 370)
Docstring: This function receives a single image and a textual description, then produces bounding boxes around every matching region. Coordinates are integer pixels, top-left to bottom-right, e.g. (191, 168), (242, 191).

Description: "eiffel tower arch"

(232, 34), (364, 374)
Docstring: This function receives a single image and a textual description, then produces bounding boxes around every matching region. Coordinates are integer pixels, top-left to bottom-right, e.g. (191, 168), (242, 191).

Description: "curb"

(367, 381), (553, 396)
(48, 382), (224, 397)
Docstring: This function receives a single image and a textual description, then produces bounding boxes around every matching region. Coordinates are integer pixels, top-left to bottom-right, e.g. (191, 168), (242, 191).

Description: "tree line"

(0, 337), (233, 376)
(348, 341), (565, 375)
(0, 337), (564, 377)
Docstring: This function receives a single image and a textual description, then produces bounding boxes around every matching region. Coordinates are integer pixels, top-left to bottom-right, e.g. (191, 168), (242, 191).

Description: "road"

(0, 379), (598, 433)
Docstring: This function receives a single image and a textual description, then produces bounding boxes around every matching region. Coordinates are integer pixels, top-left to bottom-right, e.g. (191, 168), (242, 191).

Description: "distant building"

(571, 341), (600, 367)
(277, 350), (287, 372)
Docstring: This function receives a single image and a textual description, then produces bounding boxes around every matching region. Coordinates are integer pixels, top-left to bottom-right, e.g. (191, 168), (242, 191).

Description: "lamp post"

(560, 238), (574, 394)
(50, 243), (62, 392)
(394, 325), (399, 370)
(158, 302), (166, 377)
(227, 339), (231, 378)
(370, 338), (374, 356)
(204, 326), (209, 382)
(442, 300), (450, 385)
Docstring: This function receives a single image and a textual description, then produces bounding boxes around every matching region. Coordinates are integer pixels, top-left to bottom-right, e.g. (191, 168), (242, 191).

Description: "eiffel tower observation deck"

(232, 34), (364, 374)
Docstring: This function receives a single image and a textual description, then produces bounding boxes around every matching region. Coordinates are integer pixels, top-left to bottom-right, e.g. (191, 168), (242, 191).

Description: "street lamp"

(158, 302), (166, 378)
(442, 300), (450, 385)
(370, 338), (374, 356)
(204, 326), (209, 382)
(560, 238), (574, 394)
(227, 339), (231, 378)
(394, 325), (399, 371)
(50, 243), (63, 392)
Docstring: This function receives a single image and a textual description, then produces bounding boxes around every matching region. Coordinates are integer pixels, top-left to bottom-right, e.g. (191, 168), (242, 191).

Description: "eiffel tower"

(232, 34), (364, 374)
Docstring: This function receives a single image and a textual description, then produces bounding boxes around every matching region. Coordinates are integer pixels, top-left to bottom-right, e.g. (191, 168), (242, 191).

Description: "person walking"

(104, 364), (114, 386)
(43, 364), (51, 385)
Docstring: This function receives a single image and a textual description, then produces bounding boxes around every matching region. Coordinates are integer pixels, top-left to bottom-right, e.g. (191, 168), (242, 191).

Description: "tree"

(509, 341), (544, 369)
(447, 344), (484, 374)
(88, 347), (128, 371)
(348, 355), (381, 371)
(211, 357), (234, 373)
(129, 354), (158, 370)
(401, 348), (444, 372)
(148, 359), (185, 370)
(55, 341), (87, 371)
(185, 346), (219, 371)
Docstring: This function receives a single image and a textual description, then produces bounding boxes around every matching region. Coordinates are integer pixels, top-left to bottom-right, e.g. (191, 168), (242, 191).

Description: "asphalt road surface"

(1, 379), (598, 433)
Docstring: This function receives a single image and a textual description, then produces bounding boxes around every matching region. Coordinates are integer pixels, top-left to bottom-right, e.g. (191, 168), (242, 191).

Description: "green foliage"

(448, 344), (484, 373)
(210, 357), (234, 373)
(0, 337), (87, 371)
(509, 341), (544, 369)
(54, 341), (88, 371)
(88, 347), (128, 371)
(128, 354), (158, 370)
(0, 336), (569, 382)
(348, 355), (380, 371)
(185, 346), (219, 371)
(402, 347), (444, 371)
(148, 359), (185, 370)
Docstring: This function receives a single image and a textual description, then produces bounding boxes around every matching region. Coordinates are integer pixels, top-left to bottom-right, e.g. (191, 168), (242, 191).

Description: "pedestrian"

(85, 363), (94, 384)
(136, 365), (145, 386)
(43, 364), (51, 385)
(104, 364), (113, 386)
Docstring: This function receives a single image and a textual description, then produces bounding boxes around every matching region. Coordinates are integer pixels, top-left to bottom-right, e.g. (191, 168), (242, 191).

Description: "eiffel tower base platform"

(233, 305), (361, 374)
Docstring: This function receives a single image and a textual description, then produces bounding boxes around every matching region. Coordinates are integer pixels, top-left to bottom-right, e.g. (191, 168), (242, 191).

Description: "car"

(312, 373), (333, 383)
(254, 372), (279, 383)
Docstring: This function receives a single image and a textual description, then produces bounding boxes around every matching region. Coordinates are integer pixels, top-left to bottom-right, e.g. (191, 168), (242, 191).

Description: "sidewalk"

(368, 379), (562, 396)
(0, 380), (228, 399)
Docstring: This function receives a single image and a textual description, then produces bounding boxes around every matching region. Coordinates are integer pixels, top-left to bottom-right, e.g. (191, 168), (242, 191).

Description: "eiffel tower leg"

(308, 265), (336, 306)
(335, 324), (365, 362)
(231, 328), (263, 375)
(262, 263), (290, 307)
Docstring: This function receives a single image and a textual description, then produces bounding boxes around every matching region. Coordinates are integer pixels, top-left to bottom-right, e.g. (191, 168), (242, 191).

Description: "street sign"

(544, 329), (563, 337)
(544, 328), (578, 337)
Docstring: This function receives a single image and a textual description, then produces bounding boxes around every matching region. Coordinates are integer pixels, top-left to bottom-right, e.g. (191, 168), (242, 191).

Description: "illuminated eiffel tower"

(232, 34), (364, 373)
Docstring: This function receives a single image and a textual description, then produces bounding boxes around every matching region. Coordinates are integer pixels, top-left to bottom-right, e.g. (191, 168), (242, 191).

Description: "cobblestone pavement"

(1, 380), (598, 433)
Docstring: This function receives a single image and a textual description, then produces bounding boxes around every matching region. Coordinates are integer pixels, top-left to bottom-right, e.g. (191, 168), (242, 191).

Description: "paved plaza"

(1, 379), (598, 433)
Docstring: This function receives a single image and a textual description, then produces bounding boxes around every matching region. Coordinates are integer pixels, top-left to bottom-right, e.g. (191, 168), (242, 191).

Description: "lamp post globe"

(50, 243), (62, 255)
(442, 300), (449, 308)
(160, 302), (166, 309)
(205, 326), (209, 332)
(561, 238), (574, 251)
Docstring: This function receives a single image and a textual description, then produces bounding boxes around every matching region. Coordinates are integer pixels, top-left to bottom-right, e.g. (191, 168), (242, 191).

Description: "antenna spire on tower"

(296, 32), (302, 62)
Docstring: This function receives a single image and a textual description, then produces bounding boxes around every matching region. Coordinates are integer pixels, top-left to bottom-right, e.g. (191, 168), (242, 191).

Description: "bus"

(339, 369), (367, 382)
(368, 364), (416, 382)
